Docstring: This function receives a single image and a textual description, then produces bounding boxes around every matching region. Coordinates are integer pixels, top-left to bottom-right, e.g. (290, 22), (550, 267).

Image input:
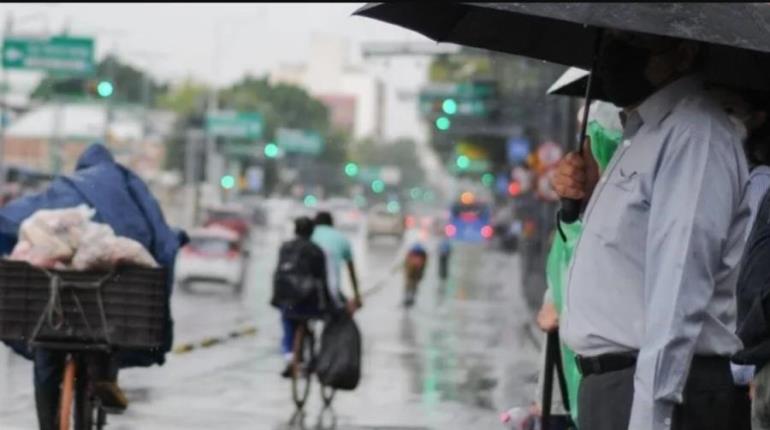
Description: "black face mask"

(596, 38), (657, 108)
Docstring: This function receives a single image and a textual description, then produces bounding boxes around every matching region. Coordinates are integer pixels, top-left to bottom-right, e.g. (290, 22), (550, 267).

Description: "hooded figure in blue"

(0, 143), (187, 428)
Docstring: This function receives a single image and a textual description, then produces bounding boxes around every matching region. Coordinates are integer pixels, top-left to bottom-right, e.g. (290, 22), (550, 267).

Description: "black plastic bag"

(316, 313), (362, 390)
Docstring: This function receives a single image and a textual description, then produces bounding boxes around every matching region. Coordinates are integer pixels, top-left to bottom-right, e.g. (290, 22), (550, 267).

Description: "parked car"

(175, 226), (249, 294)
(366, 203), (404, 240)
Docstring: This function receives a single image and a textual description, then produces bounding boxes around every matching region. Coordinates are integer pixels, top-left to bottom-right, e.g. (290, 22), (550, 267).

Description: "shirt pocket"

(585, 167), (647, 253)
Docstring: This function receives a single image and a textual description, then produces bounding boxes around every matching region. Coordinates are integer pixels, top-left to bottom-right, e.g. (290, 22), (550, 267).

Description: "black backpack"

(270, 240), (325, 309)
(735, 187), (770, 366)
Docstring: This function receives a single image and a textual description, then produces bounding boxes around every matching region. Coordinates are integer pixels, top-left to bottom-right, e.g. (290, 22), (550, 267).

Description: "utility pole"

(0, 14), (12, 191)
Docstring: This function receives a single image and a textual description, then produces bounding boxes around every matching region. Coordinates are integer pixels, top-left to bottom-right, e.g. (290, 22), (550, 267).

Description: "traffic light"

(435, 116), (451, 131)
(304, 194), (318, 207)
(344, 162), (359, 177)
(264, 143), (279, 158)
(220, 175), (236, 190)
(456, 155), (470, 170)
(442, 98), (457, 115)
(96, 80), (114, 98)
(371, 179), (385, 194)
(482, 173), (495, 187)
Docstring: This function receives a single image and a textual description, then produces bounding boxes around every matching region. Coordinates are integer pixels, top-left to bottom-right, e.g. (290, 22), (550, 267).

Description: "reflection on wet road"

(0, 225), (542, 429)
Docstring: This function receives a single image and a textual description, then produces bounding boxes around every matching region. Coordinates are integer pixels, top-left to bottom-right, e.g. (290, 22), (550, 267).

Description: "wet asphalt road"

(0, 222), (543, 430)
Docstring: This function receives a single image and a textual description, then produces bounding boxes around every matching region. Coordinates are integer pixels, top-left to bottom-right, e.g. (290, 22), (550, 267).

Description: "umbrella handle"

(560, 28), (604, 225)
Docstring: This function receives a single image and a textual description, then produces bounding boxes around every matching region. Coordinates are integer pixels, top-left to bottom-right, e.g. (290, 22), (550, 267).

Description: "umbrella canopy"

(355, 2), (770, 91)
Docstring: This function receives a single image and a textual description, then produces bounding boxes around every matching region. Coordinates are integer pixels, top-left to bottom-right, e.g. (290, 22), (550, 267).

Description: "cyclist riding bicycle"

(403, 243), (428, 308)
(0, 143), (186, 430)
(273, 217), (330, 378)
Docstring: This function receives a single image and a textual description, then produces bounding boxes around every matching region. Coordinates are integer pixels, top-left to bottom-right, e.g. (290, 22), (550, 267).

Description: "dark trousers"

(578, 356), (734, 430)
(732, 385), (753, 430)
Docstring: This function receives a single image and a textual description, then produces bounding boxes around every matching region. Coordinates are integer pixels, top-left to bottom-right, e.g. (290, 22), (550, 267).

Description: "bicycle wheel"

(291, 324), (315, 409)
(320, 383), (336, 406)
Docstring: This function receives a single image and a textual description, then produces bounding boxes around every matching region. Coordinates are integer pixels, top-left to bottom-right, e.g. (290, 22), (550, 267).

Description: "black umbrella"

(354, 2), (770, 222)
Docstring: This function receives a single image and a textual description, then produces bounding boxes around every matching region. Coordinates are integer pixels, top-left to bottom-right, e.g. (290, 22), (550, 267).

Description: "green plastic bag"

(544, 119), (621, 424)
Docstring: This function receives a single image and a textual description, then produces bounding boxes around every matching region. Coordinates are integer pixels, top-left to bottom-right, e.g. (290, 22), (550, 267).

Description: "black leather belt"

(576, 353), (638, 376)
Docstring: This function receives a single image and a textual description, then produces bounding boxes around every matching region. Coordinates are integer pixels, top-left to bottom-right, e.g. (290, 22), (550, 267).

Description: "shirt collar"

(634, 74), (703, 127)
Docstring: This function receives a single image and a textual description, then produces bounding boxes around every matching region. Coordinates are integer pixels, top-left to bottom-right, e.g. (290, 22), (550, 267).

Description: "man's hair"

(315, 211), (334, 226)
(294, 216), (315, 239)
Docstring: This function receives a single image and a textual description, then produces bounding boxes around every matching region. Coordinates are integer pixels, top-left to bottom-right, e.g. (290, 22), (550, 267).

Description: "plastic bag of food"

(71, 223), (158, 270)
(107, 237), (159, 268)
(14, 205), (95, 266)
(70, 223), (117, 271)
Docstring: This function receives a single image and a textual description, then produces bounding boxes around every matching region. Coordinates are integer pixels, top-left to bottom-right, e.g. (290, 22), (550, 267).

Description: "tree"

(218, 75), (331, 141)
(156, 78), (209, 117)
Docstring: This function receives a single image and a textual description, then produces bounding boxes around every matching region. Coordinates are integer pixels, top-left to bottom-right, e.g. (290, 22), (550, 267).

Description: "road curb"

(172, 325), (258, 355)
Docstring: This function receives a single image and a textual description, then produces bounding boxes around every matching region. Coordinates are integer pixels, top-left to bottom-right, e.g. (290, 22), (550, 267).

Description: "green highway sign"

(2, 35), (95, 75)
(276, 128), (324, 155)
(206, 111), (264, 139)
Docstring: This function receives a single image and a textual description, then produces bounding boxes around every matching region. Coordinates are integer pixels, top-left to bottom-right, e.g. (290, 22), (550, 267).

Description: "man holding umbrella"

(551, 31), (749, 430)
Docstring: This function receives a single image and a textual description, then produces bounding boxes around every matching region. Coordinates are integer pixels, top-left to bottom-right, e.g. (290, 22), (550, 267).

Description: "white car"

(366, 203), (405, 240)
(175, 226), (248, 294)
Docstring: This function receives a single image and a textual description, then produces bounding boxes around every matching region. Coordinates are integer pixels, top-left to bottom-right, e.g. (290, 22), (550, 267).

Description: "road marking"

(172, 325), (258, 355)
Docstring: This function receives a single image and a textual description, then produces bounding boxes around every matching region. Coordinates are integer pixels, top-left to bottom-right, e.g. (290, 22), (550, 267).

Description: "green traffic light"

(304, 195), (318, 207)
(97, 81), (114, 98)
(387, 201), (400, 213)
(456, 155), (470, 170)
(482, 173), (495, 187)
(410, 187), (421, 200)
(435, 116), (451, 131)
(264, 143), (279, 158)
(344, 162), (359, 177)
(371, 179), (385, 194)
(442, 98), (457, 115)
(220, 175), (236, 190)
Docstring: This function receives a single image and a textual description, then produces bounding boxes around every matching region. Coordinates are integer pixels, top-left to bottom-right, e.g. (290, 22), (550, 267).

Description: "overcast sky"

(1, 3), (437, 139)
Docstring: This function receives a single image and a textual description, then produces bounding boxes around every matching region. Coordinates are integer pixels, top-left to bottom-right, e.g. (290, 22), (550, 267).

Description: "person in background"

(403, 242), (428, 308)
(536, 99), (623, 427)
(274, 217), (328, 378)
(438, 238), (451, 281)
(312, 212), (362, 316)
(706, 85), (770, 430)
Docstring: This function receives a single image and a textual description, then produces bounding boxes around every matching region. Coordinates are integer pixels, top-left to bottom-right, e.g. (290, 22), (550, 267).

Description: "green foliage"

(156, 78), (209, 116)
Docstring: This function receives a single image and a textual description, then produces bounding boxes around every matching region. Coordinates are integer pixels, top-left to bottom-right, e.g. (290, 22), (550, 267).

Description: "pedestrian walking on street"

(552, 30), (750, 430)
